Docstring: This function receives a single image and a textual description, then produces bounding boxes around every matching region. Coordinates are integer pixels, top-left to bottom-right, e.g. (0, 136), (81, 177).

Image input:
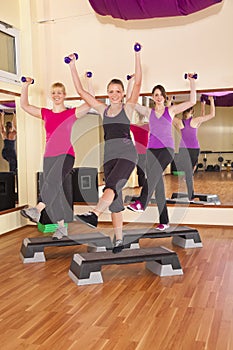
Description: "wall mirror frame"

(0, 86), (232, 213)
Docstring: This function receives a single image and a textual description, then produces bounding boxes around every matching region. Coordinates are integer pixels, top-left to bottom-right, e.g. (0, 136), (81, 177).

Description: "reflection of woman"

(130, 113), (149, 188)
(173, 96), (215, 200)
(0, 111), (17, 174)
(20, 78), (91, 239)
(127, 75), (196, 231)
(67, 45), (141, 253)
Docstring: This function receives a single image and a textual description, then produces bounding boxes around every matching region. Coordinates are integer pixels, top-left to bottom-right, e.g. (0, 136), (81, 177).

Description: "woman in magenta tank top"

(127, 75), (196, 230)
(20, 78), (91, 239)
(173, 96), (215, 200)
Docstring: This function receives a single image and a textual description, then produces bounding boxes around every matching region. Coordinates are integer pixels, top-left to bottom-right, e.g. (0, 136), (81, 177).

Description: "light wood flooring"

(0, 222), (232, 349)
(124, 171), (233, 206)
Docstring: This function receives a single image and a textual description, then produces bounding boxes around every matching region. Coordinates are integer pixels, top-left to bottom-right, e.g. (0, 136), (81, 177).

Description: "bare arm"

(0, 111), (4, 133)
(20, 78), (42, 118)
(126, 47), (142, 105)
(68, 55), (105, 116)
(173, 116), (184, 130)
(12, 112), (17, 131)
(75, 72), (96, 119)
(169, 74), (196, 118)
(191, 96), (215, 127)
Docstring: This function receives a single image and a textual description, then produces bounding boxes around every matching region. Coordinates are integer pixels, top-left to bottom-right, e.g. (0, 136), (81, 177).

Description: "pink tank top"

(130, 123), (149, 154)
(179, 118), (200, 149)
(148, 107), (174, 149)
(41, 108), (77, 157)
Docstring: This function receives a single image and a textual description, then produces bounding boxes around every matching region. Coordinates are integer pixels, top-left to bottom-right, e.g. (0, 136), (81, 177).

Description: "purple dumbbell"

(64, 53), (78, 64)
(127, 74), (132, 80)
(134, 43), (141, 52)
(184, 73), (198, 79)
(21, 76), (34, 84)
(86, 71), (92, 78)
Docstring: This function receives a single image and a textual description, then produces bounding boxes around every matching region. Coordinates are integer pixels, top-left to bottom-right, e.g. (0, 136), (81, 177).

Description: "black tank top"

(3, 139), (16, 150)
(103, 106), (137, 163)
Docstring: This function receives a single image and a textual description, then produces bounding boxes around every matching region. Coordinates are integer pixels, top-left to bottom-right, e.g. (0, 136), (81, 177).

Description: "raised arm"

(192, 96), (215, 127)
(169, 74), (196, 118)
(11, 111), (17, 132)
(126, 45), (142, 105)
(20, 78), (41, 118)
(68, 55), (105, 115)
(0, 111), (5, 134)
(126, 73), (150, 119)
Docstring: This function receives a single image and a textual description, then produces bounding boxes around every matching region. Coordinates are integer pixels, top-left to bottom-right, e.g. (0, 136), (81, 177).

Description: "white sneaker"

(155, 224), (170, 231)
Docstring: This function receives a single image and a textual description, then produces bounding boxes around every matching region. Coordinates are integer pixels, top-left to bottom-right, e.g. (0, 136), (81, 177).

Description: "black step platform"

(122, 225), (202, 249)
(68, 246), (183, 285)
(171, 192), (221, 205)
(20, 232), (112, 263)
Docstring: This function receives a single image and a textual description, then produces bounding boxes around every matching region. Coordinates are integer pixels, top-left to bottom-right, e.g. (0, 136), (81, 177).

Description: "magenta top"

(179, 118), (200, 149)
(130, 123), (149, 154)
(41, 108), (77, 157)
(147, 107), (174, 149)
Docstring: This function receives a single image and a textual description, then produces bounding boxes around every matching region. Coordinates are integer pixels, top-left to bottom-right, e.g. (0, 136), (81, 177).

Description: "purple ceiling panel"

(88, 0), (222, 20)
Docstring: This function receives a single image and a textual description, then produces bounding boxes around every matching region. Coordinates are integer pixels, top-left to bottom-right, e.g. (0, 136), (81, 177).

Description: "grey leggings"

(39, 154), (74, 223)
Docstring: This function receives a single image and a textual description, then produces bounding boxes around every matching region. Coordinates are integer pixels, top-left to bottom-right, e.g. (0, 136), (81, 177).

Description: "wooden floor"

(124, 171), (233, 206)
(0, 222), (232, 350)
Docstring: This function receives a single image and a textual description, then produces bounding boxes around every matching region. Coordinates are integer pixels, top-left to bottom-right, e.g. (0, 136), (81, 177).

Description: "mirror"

(0, 89), (18, 209)
(67, 91), (233, 206)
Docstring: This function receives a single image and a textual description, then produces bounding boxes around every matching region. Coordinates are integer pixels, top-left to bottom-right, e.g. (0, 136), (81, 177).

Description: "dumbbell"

(184, 73), (198, 79)
(21, 76), (34, 84)
(86, 71), (92, 78)
(134, 43), (141, 52)
(64, 53), (78, 64)
(127, 74), (132, 80)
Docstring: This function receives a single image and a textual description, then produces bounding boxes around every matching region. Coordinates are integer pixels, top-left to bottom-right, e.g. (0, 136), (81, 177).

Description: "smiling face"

(151, 85), (167, 106)
(50, 83), (66, 105)
(107, 79), (125, 105)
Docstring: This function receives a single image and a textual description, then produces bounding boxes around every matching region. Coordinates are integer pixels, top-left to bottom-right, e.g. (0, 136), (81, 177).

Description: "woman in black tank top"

(1, 111), (17, 173)
(67, 44), (142, 253)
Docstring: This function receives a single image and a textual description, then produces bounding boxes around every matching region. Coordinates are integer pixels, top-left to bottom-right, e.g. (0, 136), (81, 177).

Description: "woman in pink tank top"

(20, 78), (92, 239)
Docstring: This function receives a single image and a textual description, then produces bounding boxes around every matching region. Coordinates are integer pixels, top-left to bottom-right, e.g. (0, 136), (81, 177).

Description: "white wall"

(30, 0), (233, 97)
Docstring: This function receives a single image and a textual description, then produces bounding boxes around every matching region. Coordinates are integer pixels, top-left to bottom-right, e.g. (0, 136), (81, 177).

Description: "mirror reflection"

(0, 93), (18, 210)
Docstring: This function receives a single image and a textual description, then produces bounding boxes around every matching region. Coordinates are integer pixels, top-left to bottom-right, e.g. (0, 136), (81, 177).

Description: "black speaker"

(0, 172), (15, 211)
(72, 167), (98, 203)
(37, 172), (73, 224)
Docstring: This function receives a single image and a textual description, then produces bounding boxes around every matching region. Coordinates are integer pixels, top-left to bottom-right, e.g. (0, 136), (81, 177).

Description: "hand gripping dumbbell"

(21, 76), (34, 84)
(64, 53), (78, 64)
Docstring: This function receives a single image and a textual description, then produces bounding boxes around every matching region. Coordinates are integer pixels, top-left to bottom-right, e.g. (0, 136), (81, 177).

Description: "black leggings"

(39, 154), (74, 223)
(139, 148), (174, 224)
(178, 148), (200, 200)
(2, 149), (17, 173)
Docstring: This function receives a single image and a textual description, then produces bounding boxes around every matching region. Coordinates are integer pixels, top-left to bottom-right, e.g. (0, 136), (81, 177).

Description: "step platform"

(122, 225), (203, 249)
(20, 232), (112, 263)
(68, 246), (183, 285)
(171, 192), (221, 205)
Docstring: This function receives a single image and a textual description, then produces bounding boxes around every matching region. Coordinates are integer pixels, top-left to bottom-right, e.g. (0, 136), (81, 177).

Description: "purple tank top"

(147, 107), (174, 149)
(179, 118), (200, 149)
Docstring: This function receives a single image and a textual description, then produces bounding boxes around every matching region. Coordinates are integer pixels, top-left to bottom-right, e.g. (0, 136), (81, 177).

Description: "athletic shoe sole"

(127, 205), (144, 213)
(20, 209), (39, 223)
(74, 215), (97, 229)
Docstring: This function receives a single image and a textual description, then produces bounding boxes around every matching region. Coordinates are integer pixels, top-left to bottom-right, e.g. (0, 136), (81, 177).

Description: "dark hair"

(151, 84), (167, 100)
(6, 121), (12, 138)
(107, 79), (124, 92)
(182, 107), (194, 119)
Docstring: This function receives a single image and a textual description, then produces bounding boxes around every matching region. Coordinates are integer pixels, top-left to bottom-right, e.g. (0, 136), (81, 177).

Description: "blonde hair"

(51, 82), (66, 94)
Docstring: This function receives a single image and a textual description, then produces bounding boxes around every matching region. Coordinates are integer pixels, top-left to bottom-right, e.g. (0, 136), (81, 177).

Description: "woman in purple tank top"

(127, 74), (196, 231)
(173, 96), (215, 200)
(20, 78), (92, 239)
